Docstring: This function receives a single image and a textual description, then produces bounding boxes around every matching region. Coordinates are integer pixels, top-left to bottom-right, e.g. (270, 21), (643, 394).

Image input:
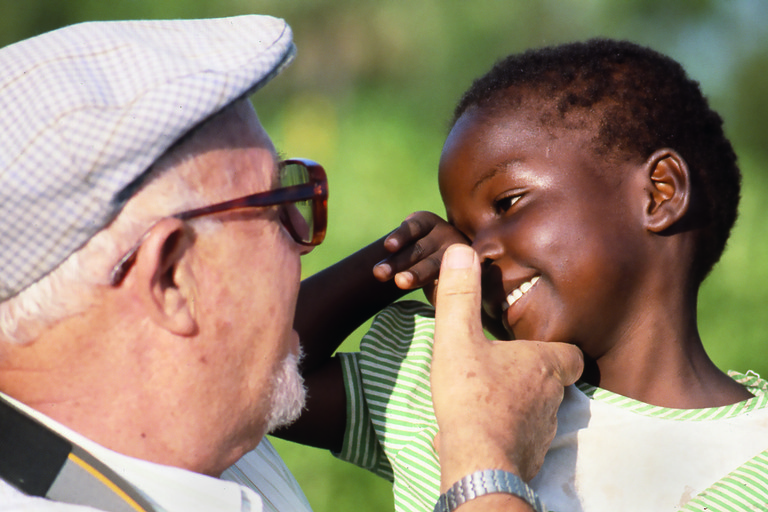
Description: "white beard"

(265, 348), (307, 433)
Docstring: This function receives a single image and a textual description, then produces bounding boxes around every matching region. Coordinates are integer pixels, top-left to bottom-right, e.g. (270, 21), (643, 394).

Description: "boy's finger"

(376, 237), (441, 281)
(384, 211), (438, 252)
(434, 244), (484, 343)
(395, 256), (442, 288)
(383, 216), (421, 251)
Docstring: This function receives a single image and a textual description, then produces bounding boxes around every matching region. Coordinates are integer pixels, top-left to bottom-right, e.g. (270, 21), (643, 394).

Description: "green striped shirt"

(336, 301), (768, 512)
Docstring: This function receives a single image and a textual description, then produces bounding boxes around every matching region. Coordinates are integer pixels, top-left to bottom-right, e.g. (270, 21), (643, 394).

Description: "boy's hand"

(373, 211), (468, 300)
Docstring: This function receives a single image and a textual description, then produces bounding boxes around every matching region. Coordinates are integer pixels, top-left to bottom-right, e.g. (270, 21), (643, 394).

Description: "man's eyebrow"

(471, 159), (523, 192)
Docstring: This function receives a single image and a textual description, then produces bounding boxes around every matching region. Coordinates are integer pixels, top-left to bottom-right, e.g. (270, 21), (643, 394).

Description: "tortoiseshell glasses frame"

(108, 158), (328, 286)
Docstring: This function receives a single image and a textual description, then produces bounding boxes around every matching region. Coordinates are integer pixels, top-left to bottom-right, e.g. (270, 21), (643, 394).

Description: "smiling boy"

(440, 89), (750, 409)
(280, 38), (768, 512)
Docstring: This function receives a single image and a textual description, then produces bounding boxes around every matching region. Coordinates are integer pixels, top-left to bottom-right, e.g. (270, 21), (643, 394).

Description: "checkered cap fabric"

(0, 15), (295, 301)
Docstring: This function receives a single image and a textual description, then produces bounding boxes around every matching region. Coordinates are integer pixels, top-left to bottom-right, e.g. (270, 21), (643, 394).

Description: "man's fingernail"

(443, 244), (474, 269)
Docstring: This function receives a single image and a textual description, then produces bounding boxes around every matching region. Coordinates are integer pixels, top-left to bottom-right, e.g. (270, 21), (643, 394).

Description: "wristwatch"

(433, 469), (546, 512)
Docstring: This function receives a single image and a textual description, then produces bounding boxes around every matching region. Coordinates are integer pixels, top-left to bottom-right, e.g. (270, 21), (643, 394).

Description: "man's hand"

(373, 211), (468, 302)
(431, 244), (583, 493)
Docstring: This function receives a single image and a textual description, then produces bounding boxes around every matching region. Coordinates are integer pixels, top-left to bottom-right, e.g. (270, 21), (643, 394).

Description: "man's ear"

(643, 149), (691, 233)
(131, 218), (198, 336)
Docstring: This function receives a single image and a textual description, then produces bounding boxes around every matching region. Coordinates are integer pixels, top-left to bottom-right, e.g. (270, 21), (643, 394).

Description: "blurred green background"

(3, 1), (767, 511)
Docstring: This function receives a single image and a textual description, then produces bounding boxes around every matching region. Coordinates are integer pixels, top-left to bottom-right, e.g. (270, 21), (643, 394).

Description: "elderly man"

(0, 15), (581, 512)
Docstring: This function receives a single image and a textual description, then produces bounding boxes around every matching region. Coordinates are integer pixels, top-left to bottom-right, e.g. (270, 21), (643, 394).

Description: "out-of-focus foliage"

(2, 2), (767, 512)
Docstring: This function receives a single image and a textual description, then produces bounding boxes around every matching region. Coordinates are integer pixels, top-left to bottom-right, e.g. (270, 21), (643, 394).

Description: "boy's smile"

(439, 105), (650, 356)
(503, 275), (540, 311)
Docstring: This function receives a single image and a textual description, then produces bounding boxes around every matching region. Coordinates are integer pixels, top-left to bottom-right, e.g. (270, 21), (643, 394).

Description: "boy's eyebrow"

(472, 159), (523, 192)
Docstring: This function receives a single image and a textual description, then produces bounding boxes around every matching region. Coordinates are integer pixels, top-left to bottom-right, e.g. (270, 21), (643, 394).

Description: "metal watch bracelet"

(433, 469), (546, 512)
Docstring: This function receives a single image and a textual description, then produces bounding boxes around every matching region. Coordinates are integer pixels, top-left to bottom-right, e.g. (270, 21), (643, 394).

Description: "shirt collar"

(0, 392), (259, 512)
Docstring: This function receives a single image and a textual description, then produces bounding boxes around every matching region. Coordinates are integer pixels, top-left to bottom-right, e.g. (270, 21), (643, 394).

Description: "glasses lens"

(280, 162), (314, 244)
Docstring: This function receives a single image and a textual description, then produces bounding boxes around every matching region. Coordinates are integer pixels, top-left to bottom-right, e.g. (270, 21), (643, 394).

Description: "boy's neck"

(586, 329), (753, 409)
(578, 264), (754, 409)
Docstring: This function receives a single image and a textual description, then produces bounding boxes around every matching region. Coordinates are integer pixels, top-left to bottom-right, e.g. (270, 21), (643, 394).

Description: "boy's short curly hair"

(452, 38), (740, 283)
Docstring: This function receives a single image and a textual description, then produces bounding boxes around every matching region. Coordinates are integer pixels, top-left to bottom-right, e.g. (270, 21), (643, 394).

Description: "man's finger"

(544, 342), (585, 386)
(434, 244), (484, 342)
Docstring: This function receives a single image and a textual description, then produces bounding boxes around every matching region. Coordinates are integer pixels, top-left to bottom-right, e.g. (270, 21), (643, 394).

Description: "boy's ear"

(643, 149), (691, 233)
(130, 218), (198, 336)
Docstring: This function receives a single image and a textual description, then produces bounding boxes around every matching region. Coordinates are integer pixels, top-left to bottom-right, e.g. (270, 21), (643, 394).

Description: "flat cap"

(0, 15), (295, 301)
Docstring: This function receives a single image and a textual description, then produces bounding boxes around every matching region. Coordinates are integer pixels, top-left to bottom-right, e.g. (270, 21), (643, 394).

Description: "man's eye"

(494, 194), (521, 214)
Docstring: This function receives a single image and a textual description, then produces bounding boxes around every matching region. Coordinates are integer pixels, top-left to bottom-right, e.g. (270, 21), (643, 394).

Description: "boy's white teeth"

(504, 276), (539, 309)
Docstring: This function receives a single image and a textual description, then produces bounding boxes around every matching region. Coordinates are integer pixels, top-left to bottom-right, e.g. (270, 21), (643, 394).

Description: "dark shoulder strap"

(0, 396), (157, 512)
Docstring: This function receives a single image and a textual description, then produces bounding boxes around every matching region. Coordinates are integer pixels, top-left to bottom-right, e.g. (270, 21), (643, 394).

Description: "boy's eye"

(494, 193), (522, 214)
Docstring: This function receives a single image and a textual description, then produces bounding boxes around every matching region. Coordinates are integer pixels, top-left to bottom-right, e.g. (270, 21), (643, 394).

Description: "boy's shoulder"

(361, 300), (436, 359)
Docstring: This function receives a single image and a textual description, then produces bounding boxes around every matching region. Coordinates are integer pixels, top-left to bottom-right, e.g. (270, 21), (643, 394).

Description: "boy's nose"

(471, 228), (505, 267)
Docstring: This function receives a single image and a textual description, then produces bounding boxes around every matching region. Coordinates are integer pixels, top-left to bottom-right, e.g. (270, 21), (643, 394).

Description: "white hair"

(0, 121), (232, 344)
(265, 348), (307, 433)
(0, 98), (257, 344)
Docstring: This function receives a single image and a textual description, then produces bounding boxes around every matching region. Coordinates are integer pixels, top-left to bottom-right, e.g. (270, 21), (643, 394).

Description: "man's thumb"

(434, 244), (484, 342)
